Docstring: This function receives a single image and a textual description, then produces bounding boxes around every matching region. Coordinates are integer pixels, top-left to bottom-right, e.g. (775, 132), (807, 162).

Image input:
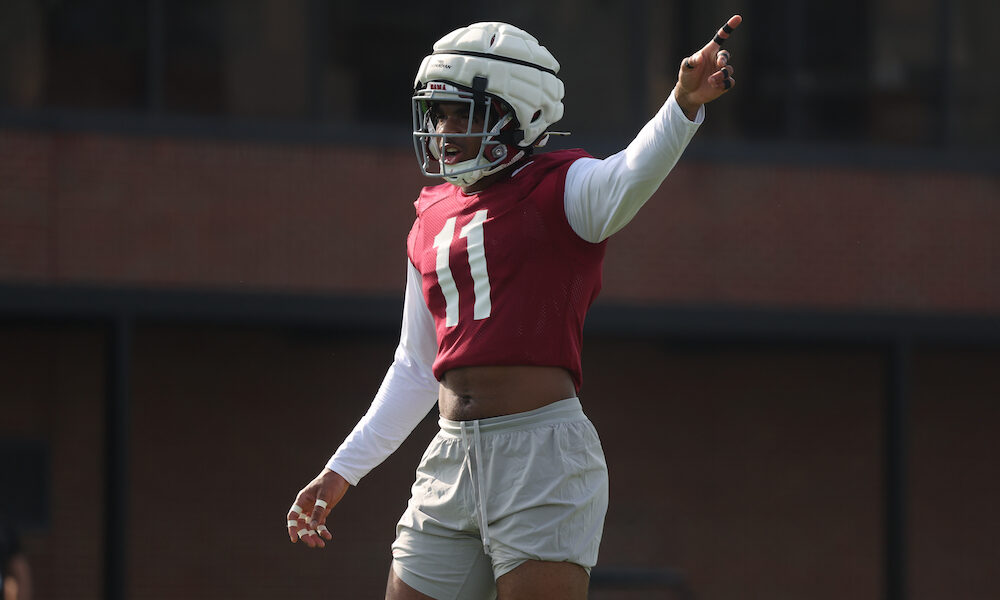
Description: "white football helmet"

(412, 22), (565, 186)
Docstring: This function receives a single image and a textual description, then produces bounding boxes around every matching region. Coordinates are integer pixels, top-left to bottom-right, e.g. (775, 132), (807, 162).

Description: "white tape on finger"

(297, 528), (309, 537)
(314, 499), (328, 509)
(291, 504), (304, 515)
(317, 525), (329, 534)
(287, 520), (298, 527)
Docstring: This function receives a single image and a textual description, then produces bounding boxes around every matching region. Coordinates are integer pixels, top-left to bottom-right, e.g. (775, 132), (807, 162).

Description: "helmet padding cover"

(413, 22), (564, 148)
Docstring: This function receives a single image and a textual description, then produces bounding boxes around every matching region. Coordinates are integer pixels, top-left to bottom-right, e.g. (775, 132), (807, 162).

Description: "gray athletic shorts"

(391, 397), (609, 600)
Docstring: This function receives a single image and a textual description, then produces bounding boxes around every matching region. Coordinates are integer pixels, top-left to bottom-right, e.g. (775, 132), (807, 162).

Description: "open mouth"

(441, 142), (464, 165)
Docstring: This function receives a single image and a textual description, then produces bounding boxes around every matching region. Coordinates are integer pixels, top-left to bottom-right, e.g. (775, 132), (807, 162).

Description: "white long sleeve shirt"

(328, 95), (703, 485)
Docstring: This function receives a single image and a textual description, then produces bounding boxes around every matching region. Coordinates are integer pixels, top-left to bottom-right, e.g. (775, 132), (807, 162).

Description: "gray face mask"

(412, 85), (520, 186)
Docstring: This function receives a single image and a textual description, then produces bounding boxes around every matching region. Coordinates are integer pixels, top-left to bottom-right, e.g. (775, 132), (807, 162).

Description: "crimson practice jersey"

(407, 149), (607, 391)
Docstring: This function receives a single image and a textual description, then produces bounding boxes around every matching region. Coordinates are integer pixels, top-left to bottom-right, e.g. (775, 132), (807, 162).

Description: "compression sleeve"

(326, 260), (439, 486)
(564, 93), (705, 243)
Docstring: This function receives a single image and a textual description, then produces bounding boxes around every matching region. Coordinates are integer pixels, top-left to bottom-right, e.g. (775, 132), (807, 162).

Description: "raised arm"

(564, 15), (742, 243)
(286, 260), (439, 548)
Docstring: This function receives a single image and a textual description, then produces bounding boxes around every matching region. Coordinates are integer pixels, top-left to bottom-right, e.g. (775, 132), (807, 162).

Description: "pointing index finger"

(708, 15), (742, 51)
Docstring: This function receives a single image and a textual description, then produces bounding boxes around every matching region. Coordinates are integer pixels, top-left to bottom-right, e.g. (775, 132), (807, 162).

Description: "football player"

(289, 16), (741, 600)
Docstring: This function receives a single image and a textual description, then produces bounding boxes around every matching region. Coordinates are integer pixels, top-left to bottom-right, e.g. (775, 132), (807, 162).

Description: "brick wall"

(604, 162), (1000, 311)
(2, 129), (998, 312)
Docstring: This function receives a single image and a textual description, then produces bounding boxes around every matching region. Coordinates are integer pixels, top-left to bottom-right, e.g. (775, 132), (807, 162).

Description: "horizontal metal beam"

(585, 302), (1000, 345)
(0, 283), (403, 331)
(2, 283), (998, 345)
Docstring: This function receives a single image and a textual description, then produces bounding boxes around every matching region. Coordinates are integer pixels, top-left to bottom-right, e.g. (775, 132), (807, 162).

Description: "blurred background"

(1, 0), (998, 599)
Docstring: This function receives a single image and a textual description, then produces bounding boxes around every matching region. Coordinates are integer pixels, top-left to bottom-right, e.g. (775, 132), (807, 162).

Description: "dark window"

(718, 0), (871, 143)
(162, 0), (225, 114)
(43, 0), (148, 110)
(0, 0), (996, 154)
(0, 439), (50, 531)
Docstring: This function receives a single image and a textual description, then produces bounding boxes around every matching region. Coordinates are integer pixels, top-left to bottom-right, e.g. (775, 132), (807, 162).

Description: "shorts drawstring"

(460, 420), (492, 556)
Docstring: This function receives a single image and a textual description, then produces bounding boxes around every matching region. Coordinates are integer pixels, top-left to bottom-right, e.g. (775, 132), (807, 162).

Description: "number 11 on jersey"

(432, 210), (492, 327)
